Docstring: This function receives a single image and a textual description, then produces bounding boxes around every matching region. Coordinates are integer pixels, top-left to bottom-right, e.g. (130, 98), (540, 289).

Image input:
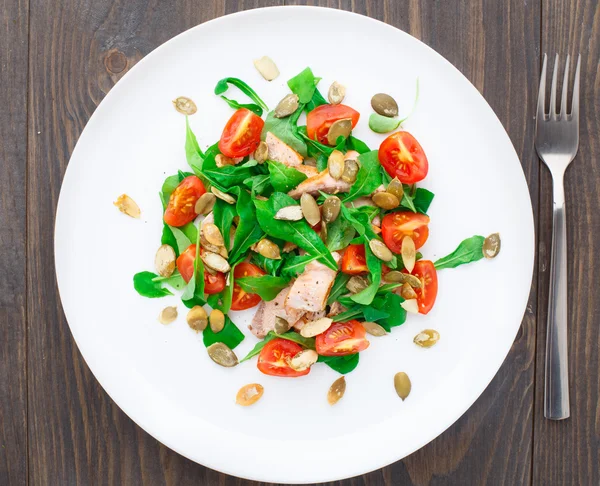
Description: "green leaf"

(161, 225), (179, 256)
(181, 224), (205, 306)
(213, 198), (237, 251)
(434, 235), (485, 270)
(219, 95), (263, 116)
(331, 307), (364, 322)
(133, 271), (173, 298)
(202, 159), (258, 189)
(203, 315), (245, 350)
(305, 86), (328, 113)
(267, 160), (307, 193)
(287, 67), (318, 104)
(262, 107), (307, 157)
(369, 113), (401, 134)
(152, 272), (187, 291)
(168, 225), (194, 255)
(349, 242), (381, 305)
(214, 77), (268, 111)
(327, 273), (351, 305)
(240, 333), (277, 363)
(235, 275), (290, 301)
(280, 254), (318, 279)
(252, 252), (286, 276)
(185, 117), (204, 170)
(244, 174), (272, 197)
(318, 354), (359, 374)
(342, 151), (382, 203)
(370, 293), (406, 331)
(273, 331), (316, 349)
(228, 187), (264, 263)
(326, 215), (356, 251)
(413, 188), (435, 214)
(345, 135), (371, 154)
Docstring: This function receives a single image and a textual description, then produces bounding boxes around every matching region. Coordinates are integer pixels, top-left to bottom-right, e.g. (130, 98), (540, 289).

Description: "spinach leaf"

(413, 188), (435, 214)
(287, 67), (319, 103)
(342, 151), (382, 203)
(316, 153), (328, 171)
(297, 126), (347, 157)
(361, 305), (392, 322)
(160, 175), (180, 209)
(254, 193), (337, 270)
(262, 106), (307, 157)
(252, 252), (286, 276)
(240, 330), (315, 363)
(228, 187), (264, 264)
(370, 293), (406, 331)
(327, 273), (351, 305)
(331, 307), (364, 322)
(161, 225), (179, 256)
(203, 315), (245, 350)
(133, 271), (173, 298)
(168, 225), (194, 255)
(345, 135), (371, 154)
(213, 198), (237, 251)
(434, 235), (485, 270)
(185, 117), (204, 169)
(235, 275), (290, 301)
(244, 174), (271, 197)
(202, 159), (258, 188)
(326, 215), (356, 251)
(214, 77), (268, 111)
(267, 160), (307, 193)
(318, 354), (359, 374)
(181, 226), (205, 307)
(280, 254), (318, 279)
(152, 272), (186, 291)
(219, 95), (263, 116)
(240, 334), (277, 363)
(349, 245), (381, 306)
(305, 86), (328, 112)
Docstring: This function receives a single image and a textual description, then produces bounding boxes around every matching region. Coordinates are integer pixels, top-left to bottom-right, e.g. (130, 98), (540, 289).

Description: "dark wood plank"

(0, 0), (29, 484)
(534, 1), (600, 485)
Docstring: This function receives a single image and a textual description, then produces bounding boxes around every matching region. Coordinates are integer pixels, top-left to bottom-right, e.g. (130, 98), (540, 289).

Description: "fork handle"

(544, 181), (570, 420)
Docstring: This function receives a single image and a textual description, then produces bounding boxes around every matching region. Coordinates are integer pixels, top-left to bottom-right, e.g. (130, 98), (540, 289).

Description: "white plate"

(55, 6), (534, 484)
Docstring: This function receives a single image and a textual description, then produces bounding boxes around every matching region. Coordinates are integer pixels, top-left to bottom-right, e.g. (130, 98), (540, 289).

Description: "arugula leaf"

(327, 273), (351, 305)
(235, 275), (290, 301)
(326, 215), (356, 251)
(214, 77), (268, 111)
(254, 193), (337, 270)
(133, 271), (173, 298)
(244, 174), (271, 197)
(331, 307), (364, 322)
(305, 86), (328, 113)
(181, 225), (205, 307)
(229, 187), (264, 263)
(280, 254), (318, 279)
(345, 135), (371, 154)
(287, 67), (319, 104)
(152, 272), (186, 291)
(318, 354), (359, 374)
(219, 95), (263, 116)
(240, 331), (315, 363)
(203, 314), (245, 350)
(240, 334), (277, 362)
(262, 106), (307, 157)
(297, 126), (347, 157)
(213, 198), (237, 251)
(168, 225), (194, 255)
(434, 235), (485, 270)
(342, 151), (382, 203)
(252, 252), (286, 276)
(267, 160), (307, 193)
(202, 159), (258, 189)
(315, 153), (328, 171)
(361, 305), (392, 322)
(185, 117), (204, 169)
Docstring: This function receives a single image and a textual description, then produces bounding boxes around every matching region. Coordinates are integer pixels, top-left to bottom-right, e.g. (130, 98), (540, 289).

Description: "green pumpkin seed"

(300, 193), (321, 226)
(322, 196), (341, 223)
(369, 239), (393, 262)
(319, 221), (328, 243)
(274, 93), (299, 118)
(195, 193), (216, 215)
(346, 275), (369, 294)
(400, 282), (418, 300)
(483, 233), (501, 259)
(362, 321), (387, 336)
(414, 329), (440, 348)
(383, 270), (422, 288)
(327, 376), (346, 405)
(209, 309), (225, 333)
(386, 178), (404, 200)
(186, 306), (208, 332)
(341, 159), (359, 183)
(328, 150), (345, 179)
(207, 342), (238, 367)
(394, 372), (411, 400)
(328, 81), (346, 105)
(372, 191), (400, 210)
(371, 93), (399, 117)
(274, 316), (290, 334)
(327, 118), (352, 145)
(172, 96), (197, 116)
(253, 141), (268, 164)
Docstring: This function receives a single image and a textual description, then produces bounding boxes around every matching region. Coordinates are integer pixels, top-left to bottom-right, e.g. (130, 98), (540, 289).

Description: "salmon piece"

(248, 286), (290, 338)
(266, 132), (303, 167)
(288, 169), (351, 199)
(327, 301), (347, 318)
(295, 165), (319, 177)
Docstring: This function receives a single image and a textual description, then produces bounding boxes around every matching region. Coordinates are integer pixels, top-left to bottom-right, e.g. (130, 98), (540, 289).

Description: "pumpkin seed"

(319, 221), (328, 243)
(362, 321), (387, 336)
(195, 193), (216, 215)
(327, 118), (352, 146)
(155, 244), (176, 277)
(304, 157), (317, 167)
(369, 239), (393, 262)
(289, 349), (318, 371)
(327, 150), (345, 180)
(203, 223), (224, 247)
(341, 159), (360, 183)
(414, 329), (440, 348)
(236, 383), (264, 406)
(253, 141), (268, 164)
(211, 186), (236, 204)
(371, 93), (399, 117)
(387, 178), (404, 200)
(282, 241), (298, 253)
(186, 306), (208, 332)
(201, 251), (231, 273)
(274, 93), (299, 118)
(215, 154), (234, 168)
(253, 56), (279, 81)
(209, 309), (225, 333)
(327, 376), (346, 405)
(300, 317), (333, 338)
(274, 316), (290, 334)
(256, 238), (281, 260)
(401, 235), (416, 273)
(346, 275), (369, 294)
(401, 298), (419, 314)
(300, 193), (321, 226)
(383, 271), (422, 288)
(328, 81), (346, 105)
(322, 196), (341, 223)
(393, 372), (411, 400)
(483, 233), (501, 259)
(158, 306), (177, 325)
(113, 194), (141, 218)
(172, 96), (197, 116)
(400, 282), (418, 300)
(372, 191), (400, 210)
(207, 342), (238, 367)
(274, 205), (303, 221)
(200, 234), (223, 255)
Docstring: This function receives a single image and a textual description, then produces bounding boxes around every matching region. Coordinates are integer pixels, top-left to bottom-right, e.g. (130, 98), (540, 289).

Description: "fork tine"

(537, 54), (547, 120)
(571, 54), (581, 119)
(560, 54), (570, 118)
(549, 54), (559, 118)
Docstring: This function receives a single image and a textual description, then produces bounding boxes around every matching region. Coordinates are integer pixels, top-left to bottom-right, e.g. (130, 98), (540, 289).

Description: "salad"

(123, 61), (500, 405)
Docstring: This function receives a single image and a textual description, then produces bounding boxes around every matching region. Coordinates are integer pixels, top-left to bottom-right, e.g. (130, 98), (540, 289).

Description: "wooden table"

(2, 1), (599, 484)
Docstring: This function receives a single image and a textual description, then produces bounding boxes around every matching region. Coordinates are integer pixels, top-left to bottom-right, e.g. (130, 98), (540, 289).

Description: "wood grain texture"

(0, 0), (29, 484)
(534, 1), (600, 485)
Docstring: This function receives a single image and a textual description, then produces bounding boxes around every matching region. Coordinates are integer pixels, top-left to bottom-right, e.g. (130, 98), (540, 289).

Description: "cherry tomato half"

(176, 245), (226, 294)
(381, 211), (430, 253)
(315, 320), (370, 356)
(231, 263), (265, 311)
(257, 338), (310, 377)
(163, 176), (206, 227)
(341, 244), (368, 275)
(404, 260), (438, 314)
(218, 108), (264, 158)
(378, 131), (428, 184)
(306, 104), (360, 145)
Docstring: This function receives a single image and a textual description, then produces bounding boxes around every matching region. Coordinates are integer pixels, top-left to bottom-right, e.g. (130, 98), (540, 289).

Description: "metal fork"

(535, 53), (581, 420)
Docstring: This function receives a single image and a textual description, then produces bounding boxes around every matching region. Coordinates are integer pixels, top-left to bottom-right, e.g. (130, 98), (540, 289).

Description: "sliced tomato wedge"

(163, 175), (206, 227)
(378, 131), (428, 184)
(204, 271), (226, 295)
(306, 104), (360, 144)
(257, 338), (310, 377)
(404, 260), (438, 314)
(176, 244), (226, 294)
(381, 211), (430, 253)
(218, 108), (264, 158)
(231, 262), (265, 311)
(341, 244), (368, 275)
(315, 320), (370, 356)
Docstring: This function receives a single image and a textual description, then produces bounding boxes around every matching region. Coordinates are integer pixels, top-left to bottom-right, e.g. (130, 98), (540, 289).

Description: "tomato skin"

(257, 338), (310, 377)
(163, 176), (206, 227)
(218, 108), (264, 158)
(341, 244), (368, 275)
(316, 320), (370, 356)
(231, 263), (265, 311)
(306, 104), (360, 144)
(404, 260), (438, 314)
(381, 211), (430, 253)
(378, 131), (429, 184)
(176, 245), (226, 294)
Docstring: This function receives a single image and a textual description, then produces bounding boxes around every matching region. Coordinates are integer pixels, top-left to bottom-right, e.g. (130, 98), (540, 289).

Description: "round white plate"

(55, 6), (534, 484)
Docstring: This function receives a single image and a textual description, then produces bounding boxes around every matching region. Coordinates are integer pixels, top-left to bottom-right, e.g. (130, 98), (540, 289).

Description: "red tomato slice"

(378, 131), (429, 184)
(176, 245), (226, 294)
(341, 244), (368, 275)
(257, 338), (310, 377)
(231, 262), (265, 311)
(381, 211), (430, 253)
(404, 260), (438, 314)
(163, 176), (206, 227)
(218, 108), (264, 158)
(306, 104), (360, 144)
(315, 320), (370, 356)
